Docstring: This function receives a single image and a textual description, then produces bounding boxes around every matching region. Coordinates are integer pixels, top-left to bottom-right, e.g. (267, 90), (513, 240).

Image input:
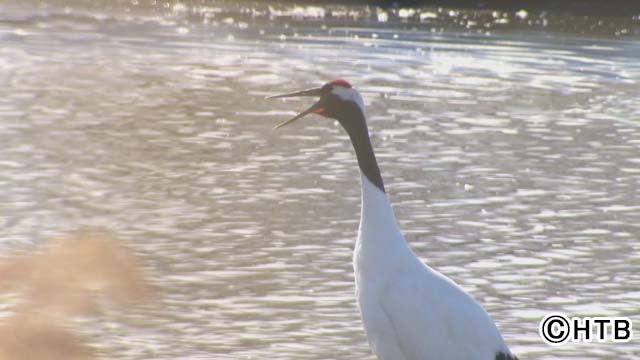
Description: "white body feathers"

(353, 175), (511, 360)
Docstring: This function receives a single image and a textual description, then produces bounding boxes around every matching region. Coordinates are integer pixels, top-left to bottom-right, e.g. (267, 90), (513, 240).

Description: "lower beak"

(273, 102), (324, 129)
(266, 87), (324, 129)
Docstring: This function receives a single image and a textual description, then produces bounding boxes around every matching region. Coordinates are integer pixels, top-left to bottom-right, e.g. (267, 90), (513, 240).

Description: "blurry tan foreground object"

(0, 232), (152, 360)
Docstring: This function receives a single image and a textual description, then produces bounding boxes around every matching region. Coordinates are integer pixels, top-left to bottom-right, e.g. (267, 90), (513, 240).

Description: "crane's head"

(266, 79), (365, 129)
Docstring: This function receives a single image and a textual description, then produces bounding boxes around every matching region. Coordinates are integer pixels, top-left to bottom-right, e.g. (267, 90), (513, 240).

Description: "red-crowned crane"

(268, 79), (518, 360)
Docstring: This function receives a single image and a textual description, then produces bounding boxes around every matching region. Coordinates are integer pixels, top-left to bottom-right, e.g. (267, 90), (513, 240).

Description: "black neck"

(338, 107), (385, 193)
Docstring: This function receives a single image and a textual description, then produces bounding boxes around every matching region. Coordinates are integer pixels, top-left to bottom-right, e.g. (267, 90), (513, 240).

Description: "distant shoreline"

(283, 0), (640, 17)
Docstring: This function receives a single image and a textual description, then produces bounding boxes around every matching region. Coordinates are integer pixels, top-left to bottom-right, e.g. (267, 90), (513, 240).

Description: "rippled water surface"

(1, 1), (640, 359)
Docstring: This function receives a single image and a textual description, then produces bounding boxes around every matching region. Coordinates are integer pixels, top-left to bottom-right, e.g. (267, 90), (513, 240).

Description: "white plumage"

(354, 175), (512, 360)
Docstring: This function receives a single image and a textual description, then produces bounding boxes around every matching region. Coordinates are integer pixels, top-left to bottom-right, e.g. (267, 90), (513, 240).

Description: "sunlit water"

(1, 1), (640, 359)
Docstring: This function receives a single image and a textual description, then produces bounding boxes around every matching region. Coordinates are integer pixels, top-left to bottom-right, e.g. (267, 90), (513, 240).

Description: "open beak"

(266, 87), (324, 129)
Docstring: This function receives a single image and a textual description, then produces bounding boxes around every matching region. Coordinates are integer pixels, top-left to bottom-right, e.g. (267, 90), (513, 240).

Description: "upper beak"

(266, 87), (324, 129)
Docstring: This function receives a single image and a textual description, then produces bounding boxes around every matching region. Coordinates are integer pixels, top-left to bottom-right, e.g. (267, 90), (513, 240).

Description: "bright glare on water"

(1, 1), (639, 359)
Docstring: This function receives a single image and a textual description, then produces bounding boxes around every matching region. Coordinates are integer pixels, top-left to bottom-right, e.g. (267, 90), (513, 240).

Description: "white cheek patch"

(332, 86), (366, 114)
